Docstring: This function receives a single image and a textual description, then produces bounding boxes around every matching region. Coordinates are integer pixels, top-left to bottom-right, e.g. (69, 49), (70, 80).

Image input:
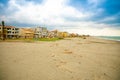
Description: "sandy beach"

(0, 37), (120, 80)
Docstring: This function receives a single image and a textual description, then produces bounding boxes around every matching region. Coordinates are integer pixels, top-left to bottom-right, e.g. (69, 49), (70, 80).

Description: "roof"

(0, 25), (16, 28)
(5, 26), (15, 28)
(21, 28), (34, 34)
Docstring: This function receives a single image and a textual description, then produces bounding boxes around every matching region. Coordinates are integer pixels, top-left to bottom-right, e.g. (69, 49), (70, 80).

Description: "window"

(15, 28), (19, 30)
(7, 31), (11, 33)
(15, 32), (19, 33)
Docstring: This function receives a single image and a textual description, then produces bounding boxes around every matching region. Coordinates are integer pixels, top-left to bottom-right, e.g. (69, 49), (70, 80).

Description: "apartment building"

(34, 27), (48, 38)
(47, 30), (58, 38)
(19, 28), (34, 38)
(0, 25), (19, 39)
(6, 26), (19, 38)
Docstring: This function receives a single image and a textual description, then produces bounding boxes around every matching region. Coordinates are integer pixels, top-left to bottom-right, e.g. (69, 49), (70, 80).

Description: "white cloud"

(5, 0), (91, 25)
(65, 27), (120, 36)
(87, 0), (105, 7)
(62, 21), (120, 36)
(0, 0), (120, 36)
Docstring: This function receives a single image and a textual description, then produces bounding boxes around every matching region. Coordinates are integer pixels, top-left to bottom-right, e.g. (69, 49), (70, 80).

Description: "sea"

(97, 36), (120, 41)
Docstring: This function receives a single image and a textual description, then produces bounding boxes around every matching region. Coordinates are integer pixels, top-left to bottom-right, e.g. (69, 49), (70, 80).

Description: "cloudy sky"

(0, 0), (120, 36)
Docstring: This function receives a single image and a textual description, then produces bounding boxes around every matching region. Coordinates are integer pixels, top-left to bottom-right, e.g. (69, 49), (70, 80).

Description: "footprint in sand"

(51, 54), (55, 57)
(78, 62), (81, 64)
(56, 61), (73, 73)
(56, 61), (67, 67)
(93, 73), (110, 80)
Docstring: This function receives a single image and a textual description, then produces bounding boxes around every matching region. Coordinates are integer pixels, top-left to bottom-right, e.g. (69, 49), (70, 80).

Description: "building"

(47, 30), (58, 38)
(34, 27), (48, 38)
(57, 31), (69, 38)
(19, 28), (34, 38)
(0, 25), (19, 39)
(6, 26), (19, 38)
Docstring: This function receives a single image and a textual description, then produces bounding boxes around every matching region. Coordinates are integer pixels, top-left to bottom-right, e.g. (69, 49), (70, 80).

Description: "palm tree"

(2, 21), (5, 40)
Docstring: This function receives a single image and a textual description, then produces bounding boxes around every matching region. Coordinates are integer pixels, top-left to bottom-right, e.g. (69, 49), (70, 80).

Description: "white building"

(34, 27), (48, 38)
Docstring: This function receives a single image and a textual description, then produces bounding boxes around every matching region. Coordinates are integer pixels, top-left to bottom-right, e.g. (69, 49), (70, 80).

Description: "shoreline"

(94, 36), (120, 42)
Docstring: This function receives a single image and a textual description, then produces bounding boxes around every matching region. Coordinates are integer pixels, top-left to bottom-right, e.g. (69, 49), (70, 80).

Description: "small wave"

(96, 36), (120, 41)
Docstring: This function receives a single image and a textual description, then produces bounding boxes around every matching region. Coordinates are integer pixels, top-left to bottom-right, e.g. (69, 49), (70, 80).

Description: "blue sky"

(0, 0), (120, 36)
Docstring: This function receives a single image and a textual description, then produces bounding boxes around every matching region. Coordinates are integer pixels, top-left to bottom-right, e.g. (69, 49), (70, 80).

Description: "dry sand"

(0, 37), (120, 80)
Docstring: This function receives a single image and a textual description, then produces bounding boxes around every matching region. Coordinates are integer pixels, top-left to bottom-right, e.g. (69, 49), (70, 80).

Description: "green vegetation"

(34, 37), (63, 41)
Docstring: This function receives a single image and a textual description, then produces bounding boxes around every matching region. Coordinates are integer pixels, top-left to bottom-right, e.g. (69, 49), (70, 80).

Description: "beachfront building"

(69, 33), (77, 37)
(0, 25), (19, 39)
(47, 30), (58, 38)
(57, 31), (70, 38)
(34, 27), (48, 38)
(19, 28), (34, 38)
(6, 26), (19, 38)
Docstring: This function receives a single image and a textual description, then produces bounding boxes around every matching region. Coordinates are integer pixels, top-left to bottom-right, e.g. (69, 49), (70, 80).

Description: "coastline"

(0, 37), (120, 80)
(94, 36), (120, 42)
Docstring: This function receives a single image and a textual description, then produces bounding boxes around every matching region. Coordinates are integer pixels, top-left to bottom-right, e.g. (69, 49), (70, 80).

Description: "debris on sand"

(64, 49), (73, 54)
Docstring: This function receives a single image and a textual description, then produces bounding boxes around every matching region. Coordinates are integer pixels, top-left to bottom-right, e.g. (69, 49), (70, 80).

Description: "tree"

(2, 21), (5, 40)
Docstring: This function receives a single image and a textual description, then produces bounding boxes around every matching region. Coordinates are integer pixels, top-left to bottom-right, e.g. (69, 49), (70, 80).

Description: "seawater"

(97, 36), (120, 41)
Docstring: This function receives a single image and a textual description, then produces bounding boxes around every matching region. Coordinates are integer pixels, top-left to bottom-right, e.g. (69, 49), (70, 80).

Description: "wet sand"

(0, 37), (120, 80)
